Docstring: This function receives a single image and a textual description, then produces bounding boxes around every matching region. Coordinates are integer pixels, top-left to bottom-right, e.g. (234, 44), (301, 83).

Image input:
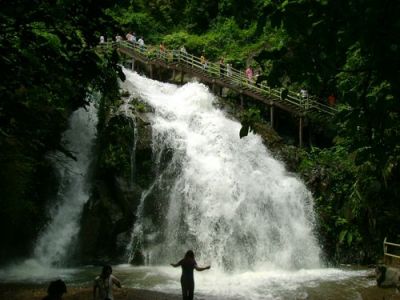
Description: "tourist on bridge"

(171, 250), (211, 300)
(180, 45), (187, 54)
(137, 36), (145, 50)
(299, 88), (309, 109)
(245, 66), (253, 83)
(219, 57), (225, 77)
(125, 32), (132, 42)
(93, 265), (122, 300)
(226, 63), (232, 77)
(131, 32), (137, 44)
(200, 53), (207, 69)
(300, 88), (308, 99)
(115, 34), (122, 42)
(328, 93), (336, 106)
(159, 42), (166, 59)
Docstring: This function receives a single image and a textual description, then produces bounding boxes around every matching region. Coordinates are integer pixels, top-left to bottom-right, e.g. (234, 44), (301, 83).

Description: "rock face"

(376, 265), (400, 288)
(76, 98), (155, 264)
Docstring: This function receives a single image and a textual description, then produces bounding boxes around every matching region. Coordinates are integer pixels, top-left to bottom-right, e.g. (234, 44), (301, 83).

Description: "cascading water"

(0, 102), (98, 281)
(33, 102), (98, 267)
(0, 73), (374, 300)
(119, 97), (138, 186)
(122, 69), (321, 271)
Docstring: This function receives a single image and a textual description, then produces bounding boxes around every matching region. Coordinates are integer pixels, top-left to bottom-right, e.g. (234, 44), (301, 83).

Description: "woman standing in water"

(93, 265), (121, 300)
(171, 250), (211, 300)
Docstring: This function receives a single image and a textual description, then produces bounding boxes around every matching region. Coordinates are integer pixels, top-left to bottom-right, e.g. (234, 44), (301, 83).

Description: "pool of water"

(0, 262), (387, 300)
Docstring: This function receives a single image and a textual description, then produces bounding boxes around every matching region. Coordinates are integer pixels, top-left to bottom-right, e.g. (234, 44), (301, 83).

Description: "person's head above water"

(46, 279), (67, 299)
(184, 250), (195, 260)
(101, 265), (112, 278)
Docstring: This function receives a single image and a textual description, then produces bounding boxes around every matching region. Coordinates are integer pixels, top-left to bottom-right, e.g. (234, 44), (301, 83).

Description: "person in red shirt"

(328, 94), (336, 106)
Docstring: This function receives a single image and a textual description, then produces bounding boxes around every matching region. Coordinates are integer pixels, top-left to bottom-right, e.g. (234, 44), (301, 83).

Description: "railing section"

(101, 41), (337, 117)
(384, 237), (400, 265)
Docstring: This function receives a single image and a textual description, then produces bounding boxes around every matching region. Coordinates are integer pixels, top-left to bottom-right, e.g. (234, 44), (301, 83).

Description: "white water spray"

(123, 70), (321, 271)
(32, 103), (98, 267)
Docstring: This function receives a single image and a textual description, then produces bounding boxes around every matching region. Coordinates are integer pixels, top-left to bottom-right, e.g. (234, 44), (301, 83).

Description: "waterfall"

(123, 69), (321, 271)
(32, 102), (98, 267)
(119, 97), (138, 186)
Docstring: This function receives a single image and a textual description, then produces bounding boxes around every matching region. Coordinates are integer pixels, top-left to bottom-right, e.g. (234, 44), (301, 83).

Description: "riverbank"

(0, 284), (181, 300)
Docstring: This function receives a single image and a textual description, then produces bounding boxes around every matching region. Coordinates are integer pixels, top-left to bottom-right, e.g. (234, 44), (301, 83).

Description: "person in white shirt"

(300, 88), (308, 98)
(138, 37), (144, 48)
(115, 35), (122, 42)
(93, 265), (121, 300)
(226, 63), (232, 77)
(180, 45), (187, 54)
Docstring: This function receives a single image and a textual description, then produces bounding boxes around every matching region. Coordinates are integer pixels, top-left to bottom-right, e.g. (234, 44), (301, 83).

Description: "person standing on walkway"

(93, 265), (121, 300)
(200, 53), (206, 69)
(137, 36), (145, 50)
(115, 34), (122, 42)
(131, 32), (137, 44)
(180, 45), (187, 54)
(159, 42), (166, 59)
(245, 66), (253, 83)
(219, 57), (225, 77)
(125, 32), (132, 42)
(226, 63), (232, 77)
(328, 93), (336, 106)
(171, 250), (211, 300)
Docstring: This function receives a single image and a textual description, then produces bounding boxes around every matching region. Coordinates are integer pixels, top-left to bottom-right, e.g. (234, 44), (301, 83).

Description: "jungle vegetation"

(0, 0), (399, 264)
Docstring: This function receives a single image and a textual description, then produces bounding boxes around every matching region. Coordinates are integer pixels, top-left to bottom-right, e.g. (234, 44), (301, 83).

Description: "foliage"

(91, 0), (400, 263)
(252, 0), (400, 262)
(2, 0), (400, 265)
(239, 107), (262, 138)
(162, 19), (262, 65)
(105, 8), (164, 43)
(134, 102), (147, 113)
(297, 146), (364, 261)
(0, 0), (121, 263)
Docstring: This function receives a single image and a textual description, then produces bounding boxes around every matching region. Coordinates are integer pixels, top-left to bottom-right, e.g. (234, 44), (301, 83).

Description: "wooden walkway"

(100, 41), (337, 146)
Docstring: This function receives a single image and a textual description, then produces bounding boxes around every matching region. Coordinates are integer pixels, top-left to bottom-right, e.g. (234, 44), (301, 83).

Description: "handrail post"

(305, 96), (309, 111)
(384, 237), (387, 255)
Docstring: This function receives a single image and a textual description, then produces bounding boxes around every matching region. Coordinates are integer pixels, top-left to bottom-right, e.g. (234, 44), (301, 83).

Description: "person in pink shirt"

(245, 66), (253, 83)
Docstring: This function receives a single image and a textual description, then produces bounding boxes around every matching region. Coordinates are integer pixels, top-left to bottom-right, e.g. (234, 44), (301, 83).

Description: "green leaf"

(347, 231), (353, 246)
(339, 229), (347, 244)
(32, 27), (61, 49)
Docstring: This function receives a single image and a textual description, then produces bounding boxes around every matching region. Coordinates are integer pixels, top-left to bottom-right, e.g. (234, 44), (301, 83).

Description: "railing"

(384, 237), (400, 265)
(100, 40), (338, 117)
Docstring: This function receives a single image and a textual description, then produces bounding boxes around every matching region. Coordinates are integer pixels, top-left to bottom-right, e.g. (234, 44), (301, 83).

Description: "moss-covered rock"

(76, 96), (156, 264)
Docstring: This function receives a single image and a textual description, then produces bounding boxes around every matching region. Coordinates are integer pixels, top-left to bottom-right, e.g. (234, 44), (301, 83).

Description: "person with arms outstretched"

(171, 250), (211, 300)
(93, 265), (121, 300)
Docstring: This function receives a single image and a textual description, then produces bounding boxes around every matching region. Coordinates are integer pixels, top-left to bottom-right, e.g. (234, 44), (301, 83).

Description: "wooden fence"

(100, 40), (338, 117)
(384, 237), (400, 266)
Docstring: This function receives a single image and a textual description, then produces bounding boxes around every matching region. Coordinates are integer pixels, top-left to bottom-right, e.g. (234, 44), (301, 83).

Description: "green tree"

(0, 0), (122, 263)
(256, 0), (400, 261)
